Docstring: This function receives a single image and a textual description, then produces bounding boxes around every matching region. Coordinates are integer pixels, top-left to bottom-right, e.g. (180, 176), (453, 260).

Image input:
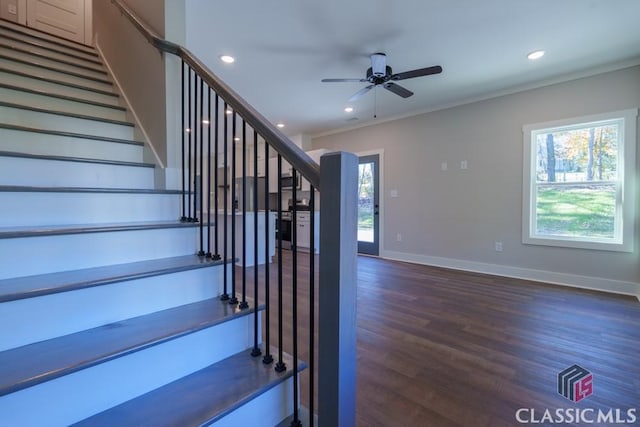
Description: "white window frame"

(522, 109), (637, 252)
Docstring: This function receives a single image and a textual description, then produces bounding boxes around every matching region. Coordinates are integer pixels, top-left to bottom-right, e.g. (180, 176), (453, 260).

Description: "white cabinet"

(295, 211), (319, 253)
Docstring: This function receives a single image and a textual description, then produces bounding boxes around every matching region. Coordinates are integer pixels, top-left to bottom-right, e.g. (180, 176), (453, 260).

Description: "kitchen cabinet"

(295, 211), (319, 253)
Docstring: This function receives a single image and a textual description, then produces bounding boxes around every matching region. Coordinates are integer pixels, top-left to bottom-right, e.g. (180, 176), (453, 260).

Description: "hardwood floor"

(237, 252), (640, 426)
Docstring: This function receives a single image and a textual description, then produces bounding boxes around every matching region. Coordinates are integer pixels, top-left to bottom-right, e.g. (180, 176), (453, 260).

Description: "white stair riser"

(0, 46), (107, 81)
(0, 266), (224, 351)
(0, 21), (96, 56)
(0, 156), (153, 188)
(0, 128), (142, 163)
(0, 105), (134, 140)
(1, 38), (103, 71)
(0, 71), (119, 105)
(0, 227), (199, 279)
(0, 61), (114, 93)
(0, 192), (180, 226)
(0, 29), (98, 64)
(0, 87), (127, 122)
(0, 316), (258, 427)
(213, 378), (295, 427)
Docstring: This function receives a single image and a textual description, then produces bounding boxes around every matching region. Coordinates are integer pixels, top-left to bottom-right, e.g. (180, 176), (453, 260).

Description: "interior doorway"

(357, 154), (380, 256)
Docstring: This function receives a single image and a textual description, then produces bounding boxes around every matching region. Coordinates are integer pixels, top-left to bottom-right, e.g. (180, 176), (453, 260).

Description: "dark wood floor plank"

(240, 252), (640, 426)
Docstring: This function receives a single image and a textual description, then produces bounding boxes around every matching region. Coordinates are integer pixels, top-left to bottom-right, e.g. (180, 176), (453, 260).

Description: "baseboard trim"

(380, 250), (640, 300)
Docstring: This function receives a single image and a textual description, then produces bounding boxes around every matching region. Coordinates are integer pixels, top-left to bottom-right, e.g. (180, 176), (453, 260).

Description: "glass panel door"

(358, 154), (379, 255)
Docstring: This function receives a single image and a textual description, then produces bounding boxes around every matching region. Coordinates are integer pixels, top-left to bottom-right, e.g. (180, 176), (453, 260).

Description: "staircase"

(0, 19), (298, 426)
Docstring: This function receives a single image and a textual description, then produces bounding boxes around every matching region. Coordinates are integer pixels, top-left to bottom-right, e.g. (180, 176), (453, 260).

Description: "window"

(523, 109), (637, 252)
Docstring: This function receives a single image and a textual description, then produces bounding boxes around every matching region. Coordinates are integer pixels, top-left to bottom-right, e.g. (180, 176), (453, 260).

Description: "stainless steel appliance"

(234, 177), (267, 211)
(281, 174), (301, 190)
(276, 211), (292, 249)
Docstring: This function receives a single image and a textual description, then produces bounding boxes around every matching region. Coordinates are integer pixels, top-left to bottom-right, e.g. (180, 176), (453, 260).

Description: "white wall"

(313, 65), (640, 296)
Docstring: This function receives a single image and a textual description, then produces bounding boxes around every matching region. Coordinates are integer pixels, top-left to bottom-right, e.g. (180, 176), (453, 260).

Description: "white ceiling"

(184, 0), (640, 137)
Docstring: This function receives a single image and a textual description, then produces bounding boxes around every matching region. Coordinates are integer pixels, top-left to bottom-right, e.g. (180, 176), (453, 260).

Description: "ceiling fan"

(321, 53), (442, 102)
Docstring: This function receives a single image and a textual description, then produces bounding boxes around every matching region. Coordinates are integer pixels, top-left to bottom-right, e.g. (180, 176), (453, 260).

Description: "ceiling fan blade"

(321, 78), (367, 83)
(383, 82), (413, 98)
(348, 85), (374, 102)
(390, 65), (442, 81)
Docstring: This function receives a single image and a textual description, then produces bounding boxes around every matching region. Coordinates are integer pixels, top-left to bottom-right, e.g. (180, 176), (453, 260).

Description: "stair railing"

(108, 1), (358, 426)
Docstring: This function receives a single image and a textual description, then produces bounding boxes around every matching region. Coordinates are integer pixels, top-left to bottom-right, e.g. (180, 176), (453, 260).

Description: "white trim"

(380, 249), (640, 299)
(84, 0), (92, 46)
(522, 108), (637, 253)
(94, 36), (166, 169)
(356, 149), (384, 255)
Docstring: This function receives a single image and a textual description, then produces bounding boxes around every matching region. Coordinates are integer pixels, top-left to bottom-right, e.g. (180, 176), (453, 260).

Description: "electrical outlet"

(460, 160), (468, 170)
(390, 189), (398, 198)
(441, 162), (448, 171)
(8, 4), (17, 14)
(396, 233), (402, 242)
(495, 241), (503, 252)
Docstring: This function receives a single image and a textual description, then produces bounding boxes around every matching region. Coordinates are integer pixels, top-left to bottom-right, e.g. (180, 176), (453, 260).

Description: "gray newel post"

(318, 151), (358, 427)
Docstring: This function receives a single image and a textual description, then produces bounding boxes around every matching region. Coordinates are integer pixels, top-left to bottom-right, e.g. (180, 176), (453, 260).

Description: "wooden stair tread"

(0, 32), (102, 65)
(0, 53), (112, 85)
(0, 123), (141, 146)
(0, 254), (223, 303)
(0, 150), (153, 168)
(0, 82), (126, 110)
(0, 185), (182, 194)
(0, 42), (105, 74)
(0, 101), (134, 126)
(0, 219), (200, 239)
(0, 298), (257, 396)
(72, 348), (302, 427)
(0, 19), (98, 56)
(0, 67), (117, 96)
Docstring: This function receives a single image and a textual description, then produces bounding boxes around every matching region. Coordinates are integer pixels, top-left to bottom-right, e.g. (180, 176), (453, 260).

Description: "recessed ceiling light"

(202, 119), (210, 125)
(527, 50), (545, 60)
(344, 107), (354, 113)
(276, 123), (285, 128)
(225, 109), (233, 115)
(234, 137), (240, 141)
(185, 128), (191, 133)
(220, 55), (235, 64)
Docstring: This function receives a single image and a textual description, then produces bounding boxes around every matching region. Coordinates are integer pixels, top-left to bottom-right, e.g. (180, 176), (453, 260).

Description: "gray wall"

(92, 0), (168, 166)
(313, 66), (640, 292)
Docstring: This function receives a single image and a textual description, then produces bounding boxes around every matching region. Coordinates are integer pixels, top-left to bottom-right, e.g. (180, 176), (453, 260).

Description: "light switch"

(460, 160), (468, 170)
(441, 162), (448, 171)
(8, 4), (17, 14)
(390, 189), (398, 198)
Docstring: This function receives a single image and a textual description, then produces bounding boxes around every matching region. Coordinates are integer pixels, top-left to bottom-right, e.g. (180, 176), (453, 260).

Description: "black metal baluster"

(251, 129), (261, 356)
(263, 142), (273, 365)
(229, 111), (238, 306)
(291, 169), (301, 427)
(213, 94), (221, 261)
(180, 61), (186, 222)
(187, 67), (193, 221)
(275, 154), (286, 373)
(206, 86), (212, 258)
(239, 120), (249, 310)
(309, 186), (316, 427)
(220, 102), (229, 301)
(197, 77), (205, 255)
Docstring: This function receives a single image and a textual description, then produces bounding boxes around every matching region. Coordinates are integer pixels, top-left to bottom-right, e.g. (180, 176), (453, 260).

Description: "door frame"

(356, 149), (384, 256)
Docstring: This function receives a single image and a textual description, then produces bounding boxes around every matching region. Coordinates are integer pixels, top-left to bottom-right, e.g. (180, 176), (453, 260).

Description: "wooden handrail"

(110, 0), (321, 190)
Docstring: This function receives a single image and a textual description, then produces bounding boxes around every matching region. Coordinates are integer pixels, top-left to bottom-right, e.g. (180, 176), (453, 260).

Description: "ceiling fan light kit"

(322, 52), (442, 102)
